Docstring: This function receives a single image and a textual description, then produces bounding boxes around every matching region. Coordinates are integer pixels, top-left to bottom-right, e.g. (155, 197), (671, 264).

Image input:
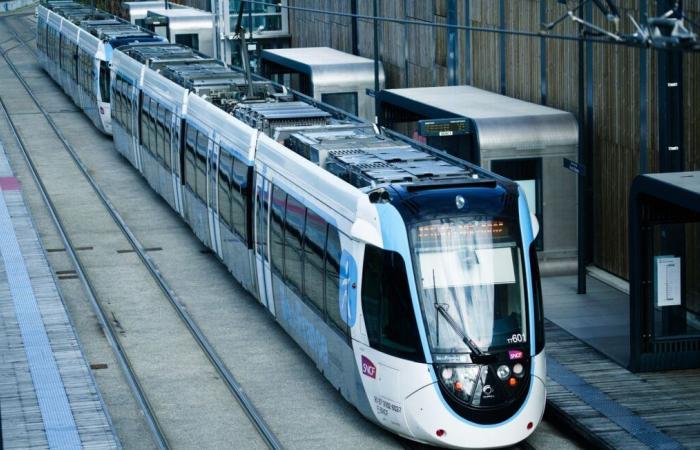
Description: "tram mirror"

(530, 213), (540, 239)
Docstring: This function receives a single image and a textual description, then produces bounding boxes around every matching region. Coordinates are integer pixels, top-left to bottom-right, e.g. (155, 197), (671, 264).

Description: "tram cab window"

(303, 209), (326, 313)
(362, 245), (423, 362)
(326, 226), (346, 336)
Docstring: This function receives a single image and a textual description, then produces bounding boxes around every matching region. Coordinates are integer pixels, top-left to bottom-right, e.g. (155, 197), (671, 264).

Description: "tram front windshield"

(410, 218), (527, 355)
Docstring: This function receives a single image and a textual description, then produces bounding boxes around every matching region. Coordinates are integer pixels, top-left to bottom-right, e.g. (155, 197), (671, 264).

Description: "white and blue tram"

(37, 3), (546, 447)
(36, 2), (164, 134)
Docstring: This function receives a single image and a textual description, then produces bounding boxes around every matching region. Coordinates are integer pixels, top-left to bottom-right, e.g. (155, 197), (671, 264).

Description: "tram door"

(208, 139), (222, 257)
(254, 175), (275, 315)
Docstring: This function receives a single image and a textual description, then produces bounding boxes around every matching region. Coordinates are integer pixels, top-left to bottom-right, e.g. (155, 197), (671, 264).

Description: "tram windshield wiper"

(431, 270), (485, 359)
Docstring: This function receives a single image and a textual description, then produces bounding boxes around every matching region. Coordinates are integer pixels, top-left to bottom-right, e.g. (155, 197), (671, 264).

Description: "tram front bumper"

(402, 375), (546, 449)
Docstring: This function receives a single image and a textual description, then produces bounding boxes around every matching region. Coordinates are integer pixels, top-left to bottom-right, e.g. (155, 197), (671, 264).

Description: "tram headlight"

(496, 364), (511, 380)
(436, 365), (480, 403)
(513, 363), (524, 377)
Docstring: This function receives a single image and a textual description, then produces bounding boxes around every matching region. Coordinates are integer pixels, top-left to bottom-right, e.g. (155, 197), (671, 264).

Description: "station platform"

(0, 141), (119, 449)
(543, 275), (699, 449)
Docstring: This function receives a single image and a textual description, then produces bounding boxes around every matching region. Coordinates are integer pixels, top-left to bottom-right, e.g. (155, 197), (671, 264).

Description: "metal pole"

(584, 0), (594, 288)
(577, 12), (586, 295)
(639, 0), (648, 173)
(465, 0), (472, 85)
(373, 0), (380, 124)
(351, 0), (359, 55)
(447, 0), (457, 86)
(658, 0), (684, 173)
(540, 0), (547, 104)
(499, 0), (506, 94)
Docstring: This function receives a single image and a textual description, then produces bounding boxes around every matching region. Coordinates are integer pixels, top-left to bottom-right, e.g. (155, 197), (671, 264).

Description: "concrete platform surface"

(0, 140), (119, 450)
(543, 275), (699, 449)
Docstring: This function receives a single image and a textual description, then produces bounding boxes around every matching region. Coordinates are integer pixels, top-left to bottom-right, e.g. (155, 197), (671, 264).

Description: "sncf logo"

(361, 356), (376, 379)
(508, 350), (524, 360)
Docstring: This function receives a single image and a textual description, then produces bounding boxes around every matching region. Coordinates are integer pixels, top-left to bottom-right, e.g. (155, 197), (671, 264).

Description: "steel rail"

(2, 21), (282, 450)
(0, 47), (170, 450)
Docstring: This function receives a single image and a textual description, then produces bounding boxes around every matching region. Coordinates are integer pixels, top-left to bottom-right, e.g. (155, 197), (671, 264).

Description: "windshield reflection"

(410, 218), (527, 354)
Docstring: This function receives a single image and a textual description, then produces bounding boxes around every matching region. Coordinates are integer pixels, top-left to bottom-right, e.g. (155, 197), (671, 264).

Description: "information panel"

(655, 255), (682, 307)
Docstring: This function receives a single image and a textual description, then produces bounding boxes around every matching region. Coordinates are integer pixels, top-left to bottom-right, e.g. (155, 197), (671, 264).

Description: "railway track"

(0, 16), (281, 450)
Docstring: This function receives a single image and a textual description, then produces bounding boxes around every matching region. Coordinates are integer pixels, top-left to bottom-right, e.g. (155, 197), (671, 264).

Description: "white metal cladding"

(142, 67), (188, 115)
(76, 25), (101, 60)
(60, 16), (79, 43)
(112, 49), (144, 85)
(254, 134), (382, 246)
(47, 9), (62, 31)
(186, 94), (256, 163)
(37, 4), (48, 23)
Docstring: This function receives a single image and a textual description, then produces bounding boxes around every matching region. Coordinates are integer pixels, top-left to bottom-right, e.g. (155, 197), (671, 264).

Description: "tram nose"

(402, 377), (545, 449)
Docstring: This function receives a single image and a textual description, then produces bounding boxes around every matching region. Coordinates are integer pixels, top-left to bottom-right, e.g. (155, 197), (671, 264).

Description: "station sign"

(563, 158), (586, 176)
(418, 118), (471, 137)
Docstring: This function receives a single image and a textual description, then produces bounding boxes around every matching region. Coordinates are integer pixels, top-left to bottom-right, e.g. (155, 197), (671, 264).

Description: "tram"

(36, 3), (546, 447)
(36, 2), (164, 134)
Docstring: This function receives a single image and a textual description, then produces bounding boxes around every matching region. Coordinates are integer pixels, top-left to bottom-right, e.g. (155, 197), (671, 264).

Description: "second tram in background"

(36, 3), (547, 447)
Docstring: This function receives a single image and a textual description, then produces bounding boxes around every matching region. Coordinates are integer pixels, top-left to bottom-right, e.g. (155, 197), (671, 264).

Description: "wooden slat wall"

(591, 0), (641, 278)
(468, 1), (499, 92)
(284, 1), (700, 280)
(504, 0), (539, 104)
(544, 2), (579, 113)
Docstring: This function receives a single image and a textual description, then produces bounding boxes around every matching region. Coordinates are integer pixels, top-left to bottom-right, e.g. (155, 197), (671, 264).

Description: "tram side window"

(140, 95), (150, 150)
(99, 61), (110, 103)
(37, 21), (43, 52)
(157, 104), (166, 163)
(326, 226), (346, 336)
(231, 158), (248, 241)
(218, 151), (232, 229)
(121, 81), (128, 130)
(69, 42), (77, 81)
(269, 186), (286, 278)
(184, 124), (197, 193)
(284, 196), (305, 295)
(163, 110), (172, 168)
(303, 209), (326, 313)
(149, 99), (158, 158)
(124, 82), (133, 135)
(256, 183), (269, 261)
(362, 245), (423, 362)
(195, 132), (209, 201)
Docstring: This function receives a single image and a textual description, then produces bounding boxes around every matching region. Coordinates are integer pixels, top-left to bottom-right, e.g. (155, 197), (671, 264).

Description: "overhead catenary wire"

(239, 0), (694, 48)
